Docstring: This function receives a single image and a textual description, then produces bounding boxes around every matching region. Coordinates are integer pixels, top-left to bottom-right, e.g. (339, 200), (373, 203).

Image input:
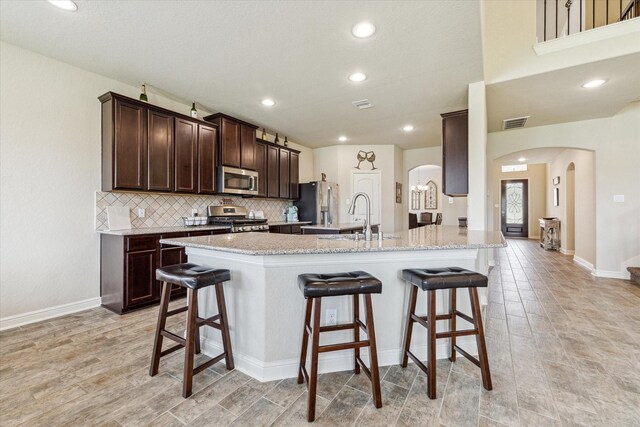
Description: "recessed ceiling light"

(338, 135), (347, 142)
(348, 72), (367, 82)
(46, 0), (78, 11)
(261, 98), (276, 107)
(518, 157), (526, 162)
(582, 79), (607, 88)
(352, 22), (376, 38)
(403, 125), (414, 132)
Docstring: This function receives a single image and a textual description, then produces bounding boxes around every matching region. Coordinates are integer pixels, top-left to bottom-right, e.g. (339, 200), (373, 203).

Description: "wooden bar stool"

(297, 271), (383, 422)
(401, 267), (492, 399)
(149, 263), (234, 398)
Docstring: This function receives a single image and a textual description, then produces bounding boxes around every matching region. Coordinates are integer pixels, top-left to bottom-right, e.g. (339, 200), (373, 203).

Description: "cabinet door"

(267, 145), (280, 198)
(279, 149), (290, 199)
(114, 98), (146, 190)
(289, 152), (299, 200)
(220, 118), (241, 168)
(147, 109), (174, 192)
(125, 249), (157, 309)
(240, 124), (257, 170)
(198, 124), (218, 194)
(441, 110), (468, 196)
(159, 246), (187, 297)
(175, 118), (198, 193)
(255, 142), (267, 197)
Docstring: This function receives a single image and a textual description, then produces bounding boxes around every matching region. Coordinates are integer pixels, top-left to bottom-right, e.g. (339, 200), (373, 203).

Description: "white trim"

(560, 248), (575, 255)
(573, 255), (593, 272)
(592, 269), (631, 280)
(0, 297), (101, 331)
(534, 19), (640, 55)
(202, 336), (476, 383)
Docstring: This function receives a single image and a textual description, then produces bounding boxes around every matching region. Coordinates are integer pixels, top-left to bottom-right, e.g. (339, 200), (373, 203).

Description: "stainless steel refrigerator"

(294, 181), (339, 225)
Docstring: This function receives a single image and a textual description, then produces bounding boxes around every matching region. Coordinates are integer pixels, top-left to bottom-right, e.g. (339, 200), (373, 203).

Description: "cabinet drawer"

(126, 236), (157, 252)
(290, 225), (301, 234)
(188, 230), (212, 237)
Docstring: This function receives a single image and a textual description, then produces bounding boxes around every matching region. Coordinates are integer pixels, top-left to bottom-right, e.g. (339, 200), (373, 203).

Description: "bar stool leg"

(353, 294), (361, 374)
(426, 290), (437, 399)
(189, 291), (201, 355)
(449, 288), (457, 362)
(150, 282), (172, 376)
(364, 295), (383, 408)
(401, 286), (418, 368)
(307, 297), (322, 422)
(215, 283), (235, 370)
(183, 288), (198, 398)
(297, 298), (313, 384)
(469, 288), (492, 391)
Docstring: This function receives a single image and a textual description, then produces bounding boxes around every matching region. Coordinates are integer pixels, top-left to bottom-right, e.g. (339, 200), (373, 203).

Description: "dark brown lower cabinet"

(269, 224), (302, 234)
(101, 229), (227, 314)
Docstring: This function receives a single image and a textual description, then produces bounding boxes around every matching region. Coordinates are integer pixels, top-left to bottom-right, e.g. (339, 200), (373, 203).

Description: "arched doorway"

(565, 162), (575, 254)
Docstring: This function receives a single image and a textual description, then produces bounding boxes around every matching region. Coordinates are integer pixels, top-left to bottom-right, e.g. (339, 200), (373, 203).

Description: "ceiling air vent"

(352, 99), (374, 110)
(502, 116), (529, 130)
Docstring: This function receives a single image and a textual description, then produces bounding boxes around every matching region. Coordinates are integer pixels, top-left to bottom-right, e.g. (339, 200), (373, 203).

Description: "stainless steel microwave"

(217, 166), (259, 195)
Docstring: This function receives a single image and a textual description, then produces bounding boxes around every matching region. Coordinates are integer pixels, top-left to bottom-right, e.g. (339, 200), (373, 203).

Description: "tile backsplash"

(95, 191), (292, 230)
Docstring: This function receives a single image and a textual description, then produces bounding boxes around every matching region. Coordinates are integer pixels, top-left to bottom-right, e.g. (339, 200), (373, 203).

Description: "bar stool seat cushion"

(402, 267), (487, 291)
(156, 263), (231, 289)
(298, 271), (382, 298)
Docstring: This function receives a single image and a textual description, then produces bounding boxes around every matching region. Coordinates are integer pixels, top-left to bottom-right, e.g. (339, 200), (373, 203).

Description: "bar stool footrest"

(193, 352), (227, 375)
(453, 345), (481, 368)
(406, 350), (430, 379)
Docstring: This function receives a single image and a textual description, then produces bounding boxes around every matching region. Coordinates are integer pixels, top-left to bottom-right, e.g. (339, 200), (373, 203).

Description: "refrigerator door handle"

(327, 186), (332, 224)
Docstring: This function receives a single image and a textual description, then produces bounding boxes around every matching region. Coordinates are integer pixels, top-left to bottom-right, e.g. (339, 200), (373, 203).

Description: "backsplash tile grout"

(95, 191), (291, 230)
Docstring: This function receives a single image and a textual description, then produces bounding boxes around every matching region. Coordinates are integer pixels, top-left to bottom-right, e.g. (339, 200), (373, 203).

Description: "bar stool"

(149, 263), (234, 398)
(297, 271), (383, 422)
(401, 267), (492, 399)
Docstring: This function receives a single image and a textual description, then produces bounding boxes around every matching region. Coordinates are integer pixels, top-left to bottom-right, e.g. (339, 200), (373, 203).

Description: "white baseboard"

(202, 336), (476, 382)
(560, 248), (575, 256)
(0, 297), (102, 331)
(573, 255), (593, 272)
(592, 269), (631, 280)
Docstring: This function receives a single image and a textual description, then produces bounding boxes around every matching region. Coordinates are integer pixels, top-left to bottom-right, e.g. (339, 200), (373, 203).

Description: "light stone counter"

(160, 225), (505, 255)
(97, 225), (230, 236)
(162, 226), (505, 383)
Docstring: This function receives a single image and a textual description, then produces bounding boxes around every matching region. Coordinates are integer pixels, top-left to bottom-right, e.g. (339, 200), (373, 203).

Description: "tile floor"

(1, 239), (639, 426)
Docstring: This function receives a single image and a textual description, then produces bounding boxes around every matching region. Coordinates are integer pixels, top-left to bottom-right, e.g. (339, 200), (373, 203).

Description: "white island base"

(187, 246), (489, 382)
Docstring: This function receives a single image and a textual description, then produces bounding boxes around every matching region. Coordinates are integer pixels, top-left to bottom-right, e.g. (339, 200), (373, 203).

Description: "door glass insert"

(506, 182), (524, 224)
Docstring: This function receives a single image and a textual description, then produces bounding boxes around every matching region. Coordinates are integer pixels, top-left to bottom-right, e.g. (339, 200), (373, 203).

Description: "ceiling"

(486, 53), (640, 133)
(0, 0), (484, 149)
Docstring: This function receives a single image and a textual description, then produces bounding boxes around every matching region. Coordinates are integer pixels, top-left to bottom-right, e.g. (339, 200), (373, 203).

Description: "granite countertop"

(267, 221), (313, 226)
(97, 225), (230, 236)
(300, 222), (378, 231)
(160, 226), (506, 256)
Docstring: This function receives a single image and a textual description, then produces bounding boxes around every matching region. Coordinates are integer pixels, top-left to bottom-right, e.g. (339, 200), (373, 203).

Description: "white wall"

(0, 42), (315, 323)
(467, 81), (487, 231)
(487, 102), (640, 278)
(313, 145), (400, 232)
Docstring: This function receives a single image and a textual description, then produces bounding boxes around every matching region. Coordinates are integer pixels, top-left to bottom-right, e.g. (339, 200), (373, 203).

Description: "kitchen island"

(160, 226), (505, 381)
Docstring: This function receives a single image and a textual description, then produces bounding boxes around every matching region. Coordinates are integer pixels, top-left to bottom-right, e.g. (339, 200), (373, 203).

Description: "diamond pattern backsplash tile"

(95, 191), (292, 230)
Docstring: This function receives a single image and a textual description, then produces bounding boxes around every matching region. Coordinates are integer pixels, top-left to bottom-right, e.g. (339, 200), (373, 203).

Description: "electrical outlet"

(326, 309), (337, 326)
(449, 197), (454, 204)
(191, 209), (198, 216)
(137, 208), (145, 218)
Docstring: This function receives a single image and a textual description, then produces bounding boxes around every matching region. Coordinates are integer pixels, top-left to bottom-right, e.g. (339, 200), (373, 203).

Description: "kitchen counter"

(159, 225), (505, 255)
(300, 222), (378, 232)
(97, 224), (230, 236)
(266, 220), (312, 226)
(167, 225), (505, 382)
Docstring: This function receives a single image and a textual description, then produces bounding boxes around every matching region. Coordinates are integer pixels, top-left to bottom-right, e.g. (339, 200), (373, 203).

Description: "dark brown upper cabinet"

(174, 118), (198, 193)
(441, 109), (468, 197)
(255, 141), (267, 197)
(101, 95), (146, 191)
(267, 144), (280, 198)
(198, 124), (217, 194)
(147, 109), (174, 192)
(290, 151), (299, 200)
(100, 92), (219, 195)
(203, 113), (258, 171)
(279, 148), (290, 199)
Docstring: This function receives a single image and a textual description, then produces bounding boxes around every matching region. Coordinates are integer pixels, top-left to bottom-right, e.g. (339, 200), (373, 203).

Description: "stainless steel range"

(207, 205), (269, 233)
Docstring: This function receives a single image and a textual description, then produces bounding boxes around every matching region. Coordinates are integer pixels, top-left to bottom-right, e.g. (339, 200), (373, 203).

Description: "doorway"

(351, 170), (381, 226)
(501, 179), (529, 237)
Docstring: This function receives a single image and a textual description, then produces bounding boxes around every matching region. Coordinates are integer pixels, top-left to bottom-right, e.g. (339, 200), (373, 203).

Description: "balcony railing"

(538, 0), (639, 41)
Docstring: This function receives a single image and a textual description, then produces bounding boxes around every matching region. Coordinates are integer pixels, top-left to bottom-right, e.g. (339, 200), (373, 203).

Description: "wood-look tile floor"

(2, 239), (640, 426)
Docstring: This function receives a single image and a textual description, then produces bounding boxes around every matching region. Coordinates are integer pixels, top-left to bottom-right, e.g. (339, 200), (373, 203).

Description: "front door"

(501, 179), (528, 238)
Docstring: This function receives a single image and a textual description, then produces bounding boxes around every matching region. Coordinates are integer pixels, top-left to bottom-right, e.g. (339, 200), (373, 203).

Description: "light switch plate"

(137, 208), (145, 218)
(613, 195), (625, 203)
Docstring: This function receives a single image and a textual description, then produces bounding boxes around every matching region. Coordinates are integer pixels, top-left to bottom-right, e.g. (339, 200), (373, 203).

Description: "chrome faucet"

(348, 192), (373, 241)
